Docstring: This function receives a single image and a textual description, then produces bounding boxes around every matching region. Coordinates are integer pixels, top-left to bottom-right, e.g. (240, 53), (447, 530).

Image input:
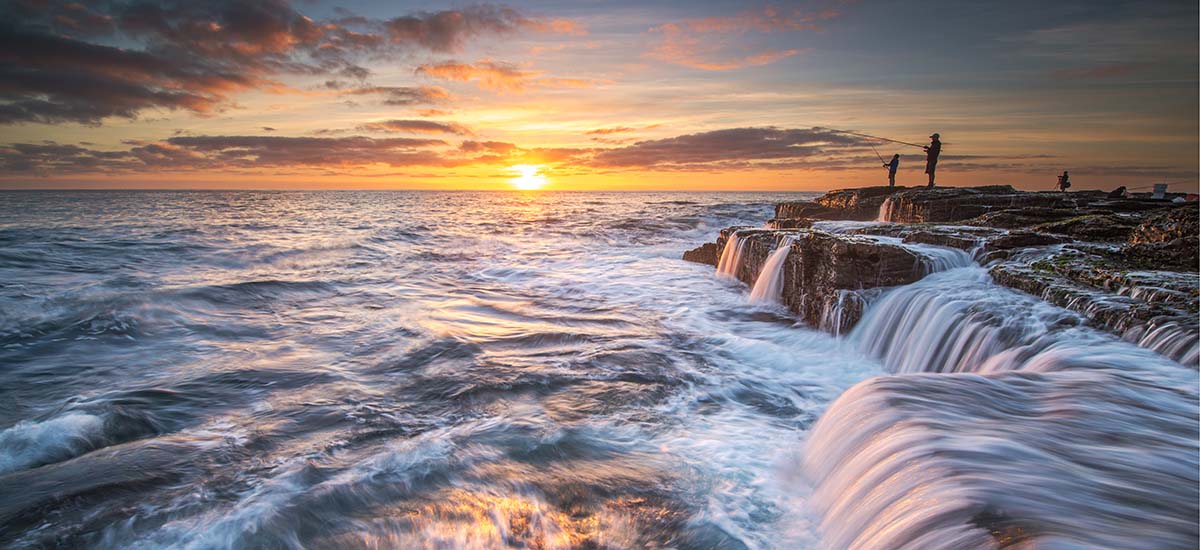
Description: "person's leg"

(927, 165), (936, 186)
(889, 173), (895, 187)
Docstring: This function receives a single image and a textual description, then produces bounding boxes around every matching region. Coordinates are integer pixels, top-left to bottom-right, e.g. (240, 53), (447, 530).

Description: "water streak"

(715, 230), (748, 279)
(810, 253), (1199, 549)
(875, 196), (894, 222)
(748, 236), (794, 303)
(804, 370), (1198, 550)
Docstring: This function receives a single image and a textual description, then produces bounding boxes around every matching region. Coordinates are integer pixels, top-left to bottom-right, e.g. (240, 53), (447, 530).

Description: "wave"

(0, 413), (105, 474)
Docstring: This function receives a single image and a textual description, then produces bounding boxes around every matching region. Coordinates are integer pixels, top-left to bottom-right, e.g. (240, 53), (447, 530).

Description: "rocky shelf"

(685, 185), (1198, 364)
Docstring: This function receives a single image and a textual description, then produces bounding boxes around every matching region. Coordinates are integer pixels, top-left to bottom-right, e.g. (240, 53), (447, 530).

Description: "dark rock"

(1129, 204), (1199, 245)
(774, 201), (843, 220)
(988, 243), (1199, 363)
(700, 227), (925, 332)
(682, 242), (719, 266)
(780, 232), (924, 332)
(765, 217), (814, 229)
(965, 208), (1092, 229)
(984, 231), (1067, 252)
(813, 186), (913, 220)
(877, 187), (1178, 225)
(1034, 213), (1142, 242)
(848, 224), (1003, 252)
(1123, 237), (1199, 272)
(902, 231), (985, 251)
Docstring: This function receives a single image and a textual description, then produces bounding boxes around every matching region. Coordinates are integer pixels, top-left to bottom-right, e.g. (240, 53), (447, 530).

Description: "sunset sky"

(1, 0), (1197, 191)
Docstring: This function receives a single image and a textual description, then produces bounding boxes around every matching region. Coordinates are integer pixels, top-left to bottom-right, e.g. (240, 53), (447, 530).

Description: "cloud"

(647, 6), (835, 70)
(416, 60), (601, 92)
(383, 5), (584, 53)
(459, 140), (519, 154)
(1051, 63), (1142, 79)
(163, 135), (447, 167)
(358, 119), (473, 135)
(0, 2), (580, 124)
(590, 127), (866, 169)
(5, 126), (1196, 181)
(585, 126), (637, 135)
(0, 23), (263, 124)
(340, 85), (453, 105)
(584, 124), (661, 135)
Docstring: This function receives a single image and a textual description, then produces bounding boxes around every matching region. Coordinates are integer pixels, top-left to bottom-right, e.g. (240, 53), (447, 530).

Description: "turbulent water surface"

(0, 191), (1195, 549)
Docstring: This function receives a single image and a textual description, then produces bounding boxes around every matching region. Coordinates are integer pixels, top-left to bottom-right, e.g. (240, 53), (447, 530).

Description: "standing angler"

(884, 154), (900, 187)
(923, 133), (941, 187)
(1057, 171), (1071, 192)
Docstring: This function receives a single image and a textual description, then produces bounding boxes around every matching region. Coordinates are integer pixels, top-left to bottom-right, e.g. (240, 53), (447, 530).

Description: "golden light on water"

(509, 165), (549, 190)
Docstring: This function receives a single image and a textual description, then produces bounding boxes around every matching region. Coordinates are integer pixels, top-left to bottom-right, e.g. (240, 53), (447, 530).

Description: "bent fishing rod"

(817, 127), (928, 149)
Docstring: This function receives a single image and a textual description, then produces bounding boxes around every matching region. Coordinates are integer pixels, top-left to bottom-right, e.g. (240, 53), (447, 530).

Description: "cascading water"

(1128, 321), (1199, 367)
(805, 256), (1200, 549)
(748, 236), (794, 303)
(803, 369), (1199, 550)
(848, 266), (1069, 374)
(818, 290), (858, 337)
(715, 231), (748, 279)
(875, 196), (894, 222)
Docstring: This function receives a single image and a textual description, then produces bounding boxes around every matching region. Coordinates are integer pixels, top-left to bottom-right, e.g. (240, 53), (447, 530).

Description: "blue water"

(1, 190), (868, 548)
(0, 191), (1194, 549)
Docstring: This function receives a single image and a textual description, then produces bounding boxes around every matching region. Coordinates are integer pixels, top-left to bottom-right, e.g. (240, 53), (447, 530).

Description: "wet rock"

(902, 230), (986, 251)
(1130, 204), (1199, 244)
(1123, 204), (1199, 271)
(773, 201), (843, 220)
(848, 224), (1001, 252)
(988, 244), (1199, 364)
(1123, 237), (1199, 272)
(784, 232), (924, 332)
(982, 231), (1067, 253)
(813, 186), (913, 220)
(682, 243), (719, 266)
(764, 217), (814, 229)
(965, 207), (1094, 229)
(1033, 213), (1143, 242)
(705, 228), (924, 332)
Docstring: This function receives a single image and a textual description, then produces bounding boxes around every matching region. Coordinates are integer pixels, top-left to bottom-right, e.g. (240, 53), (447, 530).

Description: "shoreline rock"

(683, 185), (1198, 363)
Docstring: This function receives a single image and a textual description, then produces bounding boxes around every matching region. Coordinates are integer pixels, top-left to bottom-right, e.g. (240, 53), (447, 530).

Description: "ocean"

(0, 191), (1195, 549)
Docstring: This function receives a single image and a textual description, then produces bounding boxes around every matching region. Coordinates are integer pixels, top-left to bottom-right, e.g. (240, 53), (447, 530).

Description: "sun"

(508, 164), (548, 190)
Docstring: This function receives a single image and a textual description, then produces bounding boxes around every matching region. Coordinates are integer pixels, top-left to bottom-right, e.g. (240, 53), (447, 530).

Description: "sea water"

(0, 191), (1194, 549)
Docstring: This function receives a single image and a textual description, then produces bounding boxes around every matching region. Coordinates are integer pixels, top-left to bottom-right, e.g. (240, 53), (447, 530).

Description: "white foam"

(0, 412), (105, 474)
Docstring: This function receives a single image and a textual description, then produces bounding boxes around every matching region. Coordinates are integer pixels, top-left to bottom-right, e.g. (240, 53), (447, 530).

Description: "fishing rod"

(869, 144), (886, 165)
(1126, 179), (1197, 191)
(819, 127), (928, 149)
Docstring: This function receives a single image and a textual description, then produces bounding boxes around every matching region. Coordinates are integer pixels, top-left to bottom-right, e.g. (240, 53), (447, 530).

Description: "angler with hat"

(923, 133), (941, 187)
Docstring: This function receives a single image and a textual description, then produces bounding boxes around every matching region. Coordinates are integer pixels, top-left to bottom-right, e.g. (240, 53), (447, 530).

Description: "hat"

(930, 133), (940, 139)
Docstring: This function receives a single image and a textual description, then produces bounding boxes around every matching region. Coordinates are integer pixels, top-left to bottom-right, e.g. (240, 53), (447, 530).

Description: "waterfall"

(748, 236), (794, 303)
(808, 261), (1200, 549)
(803, 369), (1199, 550)
(715, 231), (748, 279)
(1128, 321), (1200, 366)
(818, 290), (858, 337)
(849, 264), (1196, 374)
(875, 197), (894, 222)
(900, 242), (975, 275)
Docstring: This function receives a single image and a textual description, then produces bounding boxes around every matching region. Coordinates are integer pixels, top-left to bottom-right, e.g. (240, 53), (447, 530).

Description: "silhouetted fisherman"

(883, 154), (900, 187)
(1108, 185), (1127, 199)
(1057, 171), (1071, 192)
(923, 133), (941, 187)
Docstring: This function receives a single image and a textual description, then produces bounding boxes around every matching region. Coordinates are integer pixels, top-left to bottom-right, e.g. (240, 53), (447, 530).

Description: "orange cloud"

(358, 119), (473, 135)
(416, 61), (605, 92)
(647, 5), (834, 71)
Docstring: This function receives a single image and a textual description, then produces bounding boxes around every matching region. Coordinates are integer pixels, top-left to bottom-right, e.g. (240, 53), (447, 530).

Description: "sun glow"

(509, 164), (548, 190)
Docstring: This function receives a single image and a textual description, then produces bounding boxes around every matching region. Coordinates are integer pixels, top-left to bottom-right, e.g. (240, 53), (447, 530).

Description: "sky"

(0, 0), (1197, 191)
